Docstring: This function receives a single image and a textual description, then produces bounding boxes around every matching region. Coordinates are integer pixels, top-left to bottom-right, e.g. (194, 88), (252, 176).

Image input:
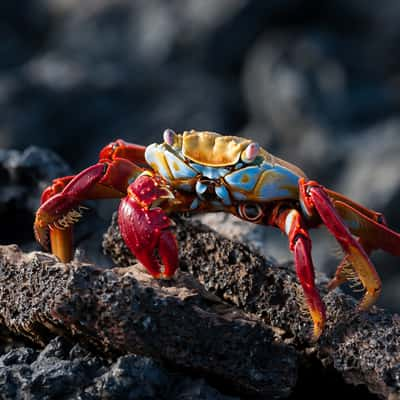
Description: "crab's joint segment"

(274, 207), (326, 340)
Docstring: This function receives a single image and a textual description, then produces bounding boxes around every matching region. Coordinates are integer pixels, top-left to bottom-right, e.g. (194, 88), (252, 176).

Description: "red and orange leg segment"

(273, 207), (326, 340)
(118, 173), (179, 279)
(99, 139), (147, 167)
(34, 156), (144, 263)
(300, 178), (382, 311)
(326, 192), (400, 257)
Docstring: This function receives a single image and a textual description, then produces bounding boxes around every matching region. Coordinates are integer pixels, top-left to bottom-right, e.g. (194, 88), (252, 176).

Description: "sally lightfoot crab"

(34, 130), (400, 340)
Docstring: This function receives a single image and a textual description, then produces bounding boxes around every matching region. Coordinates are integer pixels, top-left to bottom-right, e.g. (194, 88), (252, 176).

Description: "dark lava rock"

(0, 244), (298, 398)
(0, 336), (238, 400)
(103, 215), (400, 399)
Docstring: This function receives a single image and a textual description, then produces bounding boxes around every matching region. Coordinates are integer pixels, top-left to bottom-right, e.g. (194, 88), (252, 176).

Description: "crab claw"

(34, 159), (140, 263)
(118, 174), (178, 279)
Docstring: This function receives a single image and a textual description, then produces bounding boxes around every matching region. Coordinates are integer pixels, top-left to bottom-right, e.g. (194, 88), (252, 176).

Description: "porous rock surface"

(104, 214), (400, 399)
(0, 244), (297, 399)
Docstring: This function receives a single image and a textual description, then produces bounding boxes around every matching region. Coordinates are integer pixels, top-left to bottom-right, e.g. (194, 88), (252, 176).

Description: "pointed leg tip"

(310, 314), (325, 342)
(311, 329), (323, 342)
(159, 273), (174, 280)
(50, 226), (74, 263)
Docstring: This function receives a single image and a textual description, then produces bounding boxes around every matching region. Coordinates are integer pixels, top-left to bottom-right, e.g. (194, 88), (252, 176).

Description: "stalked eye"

(163, 128), (177, 146)
(238, 203), (263, 221)
(241, 142), (260, 163)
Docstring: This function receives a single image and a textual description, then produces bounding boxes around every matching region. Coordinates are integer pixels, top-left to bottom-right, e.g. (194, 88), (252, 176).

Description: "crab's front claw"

(118, 174), (178, 279)
(34, 160), (138, 263)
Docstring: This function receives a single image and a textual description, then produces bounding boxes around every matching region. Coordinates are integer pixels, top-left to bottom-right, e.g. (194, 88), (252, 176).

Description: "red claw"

(118, 174), (178, 279)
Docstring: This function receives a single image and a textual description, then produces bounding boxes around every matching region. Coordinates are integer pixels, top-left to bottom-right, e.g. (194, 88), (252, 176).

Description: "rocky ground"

(1, 0), (400, 309)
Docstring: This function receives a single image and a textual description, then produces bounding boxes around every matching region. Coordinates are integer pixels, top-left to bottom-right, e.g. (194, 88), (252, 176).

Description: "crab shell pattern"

(145, 130), (306, 214)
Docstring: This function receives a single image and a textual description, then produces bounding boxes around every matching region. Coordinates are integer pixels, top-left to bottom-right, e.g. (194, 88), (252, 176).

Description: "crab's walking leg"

(326, 239), (373, 291)
(272, 207), (326, 340)
(300, 178), (381, 311)
(328, 195), (400, 257)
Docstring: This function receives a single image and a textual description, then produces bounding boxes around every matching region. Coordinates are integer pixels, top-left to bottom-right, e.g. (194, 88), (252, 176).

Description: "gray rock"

(0, 335), (239, 400)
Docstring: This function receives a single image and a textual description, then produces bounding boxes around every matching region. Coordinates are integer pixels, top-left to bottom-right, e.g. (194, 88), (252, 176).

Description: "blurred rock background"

(1, 0), (399, 310)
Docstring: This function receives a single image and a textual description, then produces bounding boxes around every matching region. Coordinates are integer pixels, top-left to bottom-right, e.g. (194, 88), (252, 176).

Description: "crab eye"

(241, 142), (260, 163)
(163, 128), (177, 146)
(238, 203), (263, 221)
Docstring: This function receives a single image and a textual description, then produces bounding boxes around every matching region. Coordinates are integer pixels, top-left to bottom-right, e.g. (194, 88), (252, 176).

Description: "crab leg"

(99, 139), (147, 167)
(300, 178), (381, 311)
(35, 158), (143, 262)
(330, 198), (400, 256)
(272, 207), (326, 340)
(49, 226), (74, 263)
(326, 238), (373, 291)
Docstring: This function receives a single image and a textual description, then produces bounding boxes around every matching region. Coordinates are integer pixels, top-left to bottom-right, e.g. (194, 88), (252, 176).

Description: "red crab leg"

(99, 139), (147, 167)
(118, 174), (178, 279)
(35, 158), (143, 262)
(327, 237), (375, 291)
(272, 207), (326, 340)
(300, 178), (381, 311)
(329, 198), (400, 256)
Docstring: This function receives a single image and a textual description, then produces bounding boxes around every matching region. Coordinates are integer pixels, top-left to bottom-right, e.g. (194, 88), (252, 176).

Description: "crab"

(34, 129), (400, 340)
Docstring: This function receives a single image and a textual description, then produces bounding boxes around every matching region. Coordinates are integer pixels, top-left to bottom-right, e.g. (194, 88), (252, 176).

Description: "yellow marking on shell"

(148, 149), (174, 181)
(241, 174), (250, 184)
(172, 161), (180, 171)
(182, 130), (252, 167)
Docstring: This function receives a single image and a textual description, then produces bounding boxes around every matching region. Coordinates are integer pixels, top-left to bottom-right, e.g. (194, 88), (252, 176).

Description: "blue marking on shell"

(215, 185), (231, 205)
(190, 163), (230, 179)
(256, 165), (299, 200)
(232, 192), (248, 201)
(190, 198), (199, 210)
(235, 162), (244, 169)
(224, 166), (261, 192)
(164, 151), (197, 180)
(195, 181), (208, 196)
(229, 164), (299, 202)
